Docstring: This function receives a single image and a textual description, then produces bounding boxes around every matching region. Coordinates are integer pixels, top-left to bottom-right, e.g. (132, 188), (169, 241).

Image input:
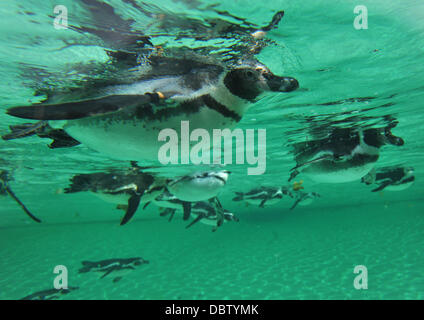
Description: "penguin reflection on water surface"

(361, 166), (415, 192)
(0, 169), (41, 223)
(289, 124), (404, 183)
(4, 54), (299, 163)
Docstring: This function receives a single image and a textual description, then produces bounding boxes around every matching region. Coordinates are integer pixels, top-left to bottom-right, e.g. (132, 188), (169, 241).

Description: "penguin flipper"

(213, 197), (225, 230)
(372, 181), (392, 192)
(142, 201), (151, 210)
(261, 11), (284, 31)
(168, 209), (176, 222)
(288, 169), (299, 182)
(4, 185), (41, 223)
(120, 192), (143, 225)
(182, 202), (191, 221)
(6, 93), (168, 120)
(290, 154), (334, 172)
(290, 199), (301, 210)
(259, 199), (267, 208)
(100, 268), (116, 279)
(185, 214), (204, 229)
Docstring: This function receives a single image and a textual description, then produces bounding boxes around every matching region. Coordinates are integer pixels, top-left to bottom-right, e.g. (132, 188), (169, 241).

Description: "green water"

(1, 0), (424, 300)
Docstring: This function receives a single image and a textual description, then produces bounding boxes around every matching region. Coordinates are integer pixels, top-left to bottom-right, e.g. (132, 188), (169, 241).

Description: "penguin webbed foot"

(2, 121), (47, 140)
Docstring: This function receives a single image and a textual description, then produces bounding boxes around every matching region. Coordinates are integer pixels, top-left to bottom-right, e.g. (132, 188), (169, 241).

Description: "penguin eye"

(245, 70), (255, 79)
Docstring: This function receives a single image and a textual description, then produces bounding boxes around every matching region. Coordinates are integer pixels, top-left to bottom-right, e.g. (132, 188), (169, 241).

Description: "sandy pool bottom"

(0, 201), (423, 300)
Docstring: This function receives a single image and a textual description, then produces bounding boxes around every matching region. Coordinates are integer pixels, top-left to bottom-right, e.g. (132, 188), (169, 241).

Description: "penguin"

(166, 170), (230, 202)
(186, 200), (239, 230)
(64, 168), (165, 225)
(20, 287), (79, 300)
(290, 191), (320, 210)
(0, 170), (41, 223)
(361, 166), (415, 192)
(156, 196), (237, 231)
(78, 257), (149, 282)
(3, 54), (299, 163)
(146, 189), (192, 221)
(232, 186), (292, 208)
(288, 124), (404, 183)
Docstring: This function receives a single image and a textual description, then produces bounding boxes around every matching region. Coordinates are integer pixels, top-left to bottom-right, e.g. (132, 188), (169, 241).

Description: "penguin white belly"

(304, 162), (375, 183)
(92, 192), (130, 204)
(63, 106), (236, 162)
(168, 177), (225, 201)
(385, 181), (414, 191)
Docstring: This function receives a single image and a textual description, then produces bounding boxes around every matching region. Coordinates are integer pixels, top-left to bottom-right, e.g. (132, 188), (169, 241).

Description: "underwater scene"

(0, 0), (423, 301)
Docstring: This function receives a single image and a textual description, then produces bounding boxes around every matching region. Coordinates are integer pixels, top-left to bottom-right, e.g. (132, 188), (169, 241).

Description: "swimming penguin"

(232, 186), (292, 208)
(145, 189), (192, 221)
(3, 54), (299, 163)
(78, 257), (149, 282)
(20, 287), (79, 300)
(167, 170), (230, 202)
(157, 196), (237, 231)
(361, 166), (415, 192)
(290, 191), (320, 210)
(289, 125), (404, 183)
(186, 200), (239, 230)
(0, 170), (41, 223)
(64, 168), (165, 225)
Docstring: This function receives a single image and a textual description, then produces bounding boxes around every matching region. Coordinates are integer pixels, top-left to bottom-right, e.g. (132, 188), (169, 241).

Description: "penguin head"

(273, 188), (284, 199)
(223, 211), (239, 222)
(404, 167), (414, 177)
(224, 63), (298, 100)
(383, 127), (404, 146)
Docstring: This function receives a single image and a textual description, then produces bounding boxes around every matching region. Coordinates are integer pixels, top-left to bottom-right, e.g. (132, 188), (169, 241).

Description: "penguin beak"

(384, 129), (404, 146)
(264, 73), (299, 92)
